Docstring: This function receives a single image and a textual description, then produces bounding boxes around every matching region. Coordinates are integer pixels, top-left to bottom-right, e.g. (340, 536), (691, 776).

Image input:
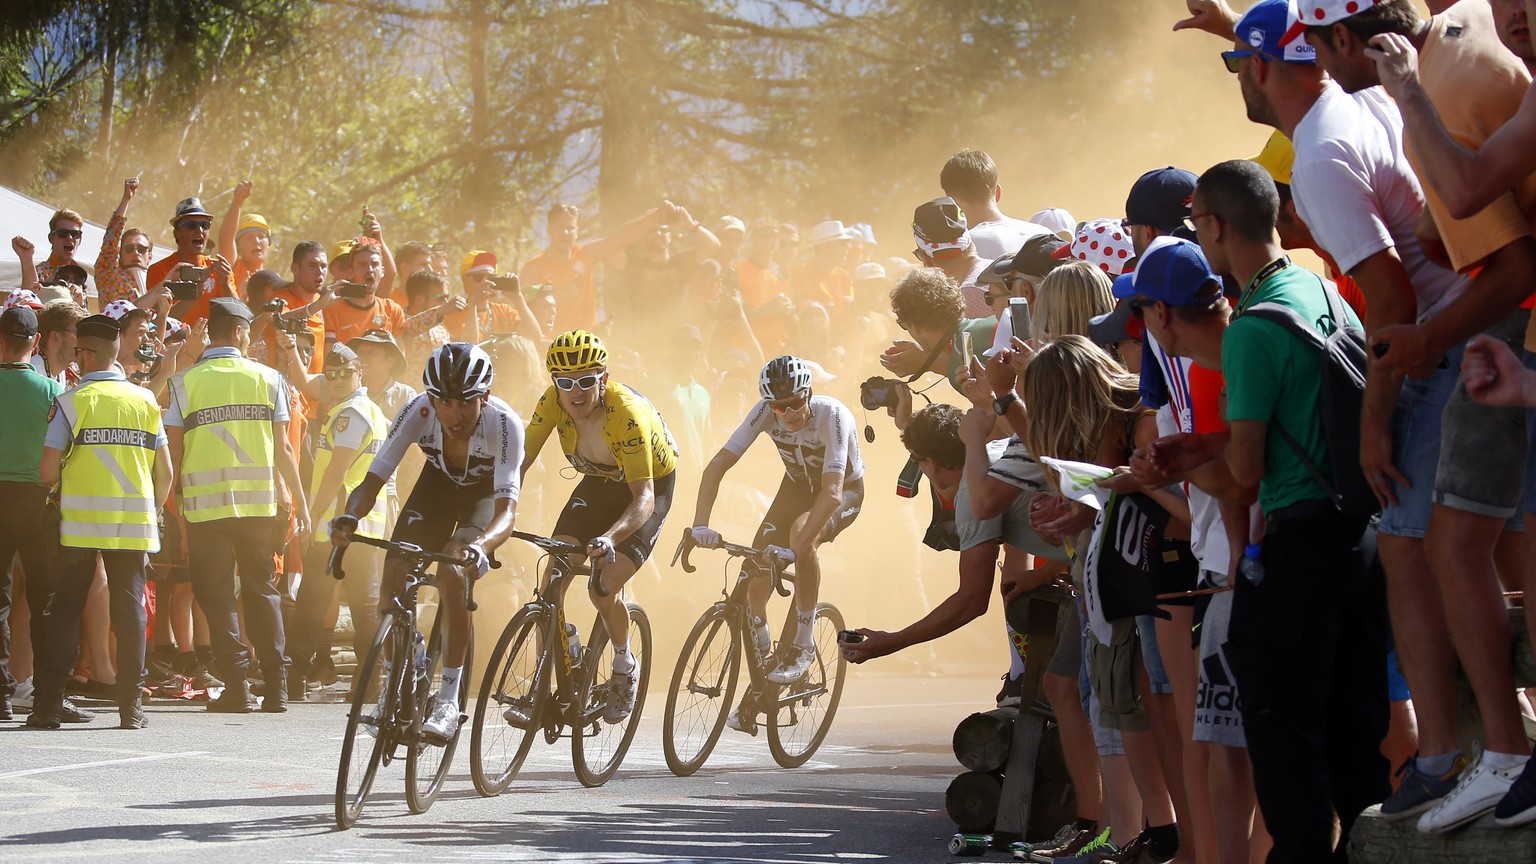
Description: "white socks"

(612, 642), (636, 675)
(439, 665), (462, 707)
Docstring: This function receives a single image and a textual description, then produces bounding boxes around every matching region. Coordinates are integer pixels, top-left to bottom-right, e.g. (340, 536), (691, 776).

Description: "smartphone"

(181, 266), (210, 284)
(335, 281), (369, 299)
(838, 630), (866, 644)
(1009, 296), (1032, 341)
(956, 330), (974, 369)
(490, 274), (520, 293)
(359, 206), (371, 232)
(167, 280), (200, 302)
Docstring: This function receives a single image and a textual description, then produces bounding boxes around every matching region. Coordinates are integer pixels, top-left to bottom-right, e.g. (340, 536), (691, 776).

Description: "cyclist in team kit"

(331, 342), (525, 742)
(690, 355), (864, 698)
(522, 329), (679, 724)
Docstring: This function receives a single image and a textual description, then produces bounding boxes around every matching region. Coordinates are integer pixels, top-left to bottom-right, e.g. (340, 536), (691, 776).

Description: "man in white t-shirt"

(939, 149), (1051, 260)
(1230, 0), (1468, 843)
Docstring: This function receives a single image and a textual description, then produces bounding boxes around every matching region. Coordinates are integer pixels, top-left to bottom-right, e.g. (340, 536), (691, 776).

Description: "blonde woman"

(1031, 261), (1115, 344)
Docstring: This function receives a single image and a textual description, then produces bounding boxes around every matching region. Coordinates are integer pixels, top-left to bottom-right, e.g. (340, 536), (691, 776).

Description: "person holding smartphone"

(323, 238), (407, 345)
(448, 249), (543, 344)
(145, 197), (235, 326)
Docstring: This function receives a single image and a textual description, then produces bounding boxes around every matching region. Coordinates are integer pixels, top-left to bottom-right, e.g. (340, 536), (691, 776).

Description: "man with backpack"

(1135, 161), (1390, 864)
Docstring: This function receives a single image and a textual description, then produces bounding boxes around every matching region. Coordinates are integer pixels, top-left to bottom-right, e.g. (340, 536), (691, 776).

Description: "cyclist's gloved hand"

(690, 525), (722, 548)
(330, 513), (359, 545)
(463, 543), (492, 578)
(587, 536), (618, 566)
(764, 545), (796, 565)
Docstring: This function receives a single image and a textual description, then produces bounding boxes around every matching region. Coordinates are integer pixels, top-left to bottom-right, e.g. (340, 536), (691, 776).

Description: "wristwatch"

(993, 391), (1019, 416)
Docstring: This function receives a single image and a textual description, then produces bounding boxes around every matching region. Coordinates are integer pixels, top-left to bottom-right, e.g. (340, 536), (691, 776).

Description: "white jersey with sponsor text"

(369, 392), (525, 501)
(723, 395), (864, 488)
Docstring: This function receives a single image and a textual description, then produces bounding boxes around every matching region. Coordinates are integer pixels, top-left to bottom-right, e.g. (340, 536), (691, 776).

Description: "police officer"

(287, 343), (388, 700)
(165, 297), (308, 713)
(0, 306), (66, 722)
(34, 314), (172, 729)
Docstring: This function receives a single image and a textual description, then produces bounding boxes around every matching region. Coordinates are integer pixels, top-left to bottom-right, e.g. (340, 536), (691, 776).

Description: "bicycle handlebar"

(328, 534), (499, 612)
(509, 529), (611, 598)
(671, 533), (792, 598)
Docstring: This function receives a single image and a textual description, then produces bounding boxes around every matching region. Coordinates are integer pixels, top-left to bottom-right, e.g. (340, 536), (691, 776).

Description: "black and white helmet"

(423, 342), (494, 400)
(759, 355), (812, 401)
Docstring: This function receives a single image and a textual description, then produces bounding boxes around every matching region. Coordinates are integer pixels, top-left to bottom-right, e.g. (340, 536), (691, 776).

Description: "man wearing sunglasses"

(523, 329), (679, 724)
(689, 355), (864, 709)
(146, 197), (235, 327)
(36, 208), (84, 286)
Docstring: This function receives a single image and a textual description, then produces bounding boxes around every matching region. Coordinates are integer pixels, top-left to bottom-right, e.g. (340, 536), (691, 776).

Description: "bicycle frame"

(509, 530), (611, 739)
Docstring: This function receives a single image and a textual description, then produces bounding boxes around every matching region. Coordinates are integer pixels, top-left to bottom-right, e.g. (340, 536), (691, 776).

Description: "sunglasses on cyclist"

(553, 373), (603, 391)
(770, 395), (809, 414)
(53, 229), (83, 240)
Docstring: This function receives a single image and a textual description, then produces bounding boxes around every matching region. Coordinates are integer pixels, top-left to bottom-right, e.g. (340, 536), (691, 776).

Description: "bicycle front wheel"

(767, 602), (847, 768)
(470, 606), (548, 796)
(662, 604), (741, 777)
(406, 617), (472, 814)
(572, 603), (652, 787)
(336, 612), (401, 829)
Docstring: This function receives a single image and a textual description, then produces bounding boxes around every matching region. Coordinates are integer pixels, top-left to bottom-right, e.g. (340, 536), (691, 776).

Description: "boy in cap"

(35, 313), (172, 729)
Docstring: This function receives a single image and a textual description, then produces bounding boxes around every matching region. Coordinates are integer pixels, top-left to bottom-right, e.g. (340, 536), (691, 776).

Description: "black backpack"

(1242, 277), (1381, 519)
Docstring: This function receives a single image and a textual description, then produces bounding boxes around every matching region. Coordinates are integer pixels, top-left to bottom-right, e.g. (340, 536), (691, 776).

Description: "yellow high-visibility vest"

(170, 356), (280, 523)
(56, 379), (163, 551)
(311, 388), (388, 541)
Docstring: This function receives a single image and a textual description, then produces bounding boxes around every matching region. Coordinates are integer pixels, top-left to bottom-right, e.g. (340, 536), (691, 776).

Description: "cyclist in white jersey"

(332, 342), (525, 742)
(690, 355), (865, 690)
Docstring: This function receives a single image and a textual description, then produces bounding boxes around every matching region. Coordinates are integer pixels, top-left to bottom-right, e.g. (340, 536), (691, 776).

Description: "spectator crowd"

(3, 1), (1536, 861)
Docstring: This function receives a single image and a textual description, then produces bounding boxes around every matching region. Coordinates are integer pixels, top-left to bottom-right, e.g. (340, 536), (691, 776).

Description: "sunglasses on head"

(179, 220), (212, 232)
(553, 373), (602, 391)
(770, 395), (809, 414)
(53, 229), (82, 240)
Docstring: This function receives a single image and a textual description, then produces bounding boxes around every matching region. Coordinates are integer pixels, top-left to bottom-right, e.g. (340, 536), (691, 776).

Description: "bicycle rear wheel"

(336, 613), (401, 829)
(406, 615), (472, 814)
(470, 606), (549, 796)
(572, 603), (652, 787)
(662, 604), (741, 777)
(767, 602), (847, 768)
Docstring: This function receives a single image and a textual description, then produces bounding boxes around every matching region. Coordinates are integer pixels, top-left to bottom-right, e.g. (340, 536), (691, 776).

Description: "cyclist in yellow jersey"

(522, 329), (678, 722)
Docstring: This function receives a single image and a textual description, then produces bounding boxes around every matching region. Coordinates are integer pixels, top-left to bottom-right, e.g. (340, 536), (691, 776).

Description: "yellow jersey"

(525, 381), (678, 482)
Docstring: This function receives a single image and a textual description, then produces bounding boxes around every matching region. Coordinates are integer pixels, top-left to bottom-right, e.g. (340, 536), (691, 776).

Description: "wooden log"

(946, 771), (1003, 834)
(1349, 804), (1536, 863)
(953, 708), (1018, 773)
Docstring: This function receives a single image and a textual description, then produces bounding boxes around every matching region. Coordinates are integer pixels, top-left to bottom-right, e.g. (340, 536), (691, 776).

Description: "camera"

(489, 275), (520, 293)
(335, 281), (369, 300)
(133, 344), (161, 364)
(859, 376), (902, 411)
(180, 266), (210, 284)
(166, 280), (200, 302)
(261, 298), (286, 314)
(275, 315), (310, 335)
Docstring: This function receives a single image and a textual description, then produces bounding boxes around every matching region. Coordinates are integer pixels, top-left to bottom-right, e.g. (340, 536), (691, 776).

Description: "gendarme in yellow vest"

(56, 379), (163, 551)
(170, 356), (280, 523)
(311, 388), (388, 541)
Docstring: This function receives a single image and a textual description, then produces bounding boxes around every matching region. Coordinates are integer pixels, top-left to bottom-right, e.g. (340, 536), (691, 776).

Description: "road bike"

(330, 535), (485, 829)
(661, 533), (847, 776)
(469, 529), (652, 793)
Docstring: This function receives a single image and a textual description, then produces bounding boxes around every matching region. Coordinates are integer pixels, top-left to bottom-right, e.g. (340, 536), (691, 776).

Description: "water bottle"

(565, 623), (582, 663)
(412, 631), (429, 692)
(1239, 543), (1265, 586)
(749, 615), (772, 658)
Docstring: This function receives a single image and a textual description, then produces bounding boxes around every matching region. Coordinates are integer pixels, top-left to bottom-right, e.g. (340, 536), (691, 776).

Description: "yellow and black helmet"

(545, 329), (608, 374)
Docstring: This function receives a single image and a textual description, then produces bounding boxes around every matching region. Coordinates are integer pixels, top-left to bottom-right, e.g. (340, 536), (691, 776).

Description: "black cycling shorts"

(552, 471), (675, 568)
(389, 465), (498, 562)
(751, 474), (864, 549)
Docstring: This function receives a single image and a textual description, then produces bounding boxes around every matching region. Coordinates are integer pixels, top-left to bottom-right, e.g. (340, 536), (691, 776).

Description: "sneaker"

(604, 661), (640, 724)
(1011, 823), (1075, 860)
(1417, 754), (1526, 833)
(58, 698), (96, 723)
(997, 673), (1024, 709)
(312, 654), (339, 687)
(1051, 833), (1146, 864)
(1494, 754), (1536, 828)
(188, 670), (224, 692)
(422, 697), (460, 743)
(767, 645), (816, 685)
(12, 678), (33, 711)
(1382, 754), (1468, 821)
(1028, 826), (1107, 862)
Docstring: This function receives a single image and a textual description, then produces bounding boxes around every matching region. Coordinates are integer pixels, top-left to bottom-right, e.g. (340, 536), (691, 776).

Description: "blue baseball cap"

(1113, 237), (1223, 307)
(1232, 0), (1316, 64)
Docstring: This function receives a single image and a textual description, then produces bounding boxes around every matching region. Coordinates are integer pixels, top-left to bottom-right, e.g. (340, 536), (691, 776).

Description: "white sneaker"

(421, 697), (460, 744)
(1417, 754), (1525, 833)
(13, 677), (33, 711)
(767, 645), (816, 685)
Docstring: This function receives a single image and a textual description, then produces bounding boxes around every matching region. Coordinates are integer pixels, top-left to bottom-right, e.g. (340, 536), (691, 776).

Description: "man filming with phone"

(450, 249), (544, 344)
(323, 237), (407, 345)
(146, 197), (236, 326)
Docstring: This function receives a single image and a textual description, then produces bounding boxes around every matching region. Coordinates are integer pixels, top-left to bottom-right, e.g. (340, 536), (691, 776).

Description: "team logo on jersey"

(47, 403), (57, 423)
(570, 497), (588, 510)
(420, 406), (430, 417)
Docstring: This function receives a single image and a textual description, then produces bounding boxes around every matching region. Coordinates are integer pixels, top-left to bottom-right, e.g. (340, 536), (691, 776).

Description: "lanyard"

(1236, 257), (1290, 317)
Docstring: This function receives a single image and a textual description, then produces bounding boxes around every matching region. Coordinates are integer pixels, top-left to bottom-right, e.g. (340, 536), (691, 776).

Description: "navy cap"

(77, 314), (122, 341)
(207, 297), (255, 322)
(1125, 167), (1199, 233)
(0, 306), (38, 339)
(1114, 237), (1223, 307)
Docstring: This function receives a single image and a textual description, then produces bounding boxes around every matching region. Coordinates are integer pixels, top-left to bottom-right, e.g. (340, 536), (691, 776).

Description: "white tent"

(0, 184), (174, 296)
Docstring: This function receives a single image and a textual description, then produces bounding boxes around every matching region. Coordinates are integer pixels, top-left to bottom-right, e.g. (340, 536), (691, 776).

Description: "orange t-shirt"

(791, 262), (851, 308)
(523, 245), (596, 332)
(446, 302), (520, 341)
(267, 285), (325, 374)
(324, 297), (407, 345)
(734, 257), (781, 311)
(147, 253), (233, 325)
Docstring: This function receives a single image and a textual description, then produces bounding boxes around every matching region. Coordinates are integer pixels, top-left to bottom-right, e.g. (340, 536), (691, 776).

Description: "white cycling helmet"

(423, 341), (494, 400)
(759, 355), (812, 401)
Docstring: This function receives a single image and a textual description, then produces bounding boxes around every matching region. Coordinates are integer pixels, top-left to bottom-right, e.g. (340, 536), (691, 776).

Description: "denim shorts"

(1137, 614), (1174, 696)
(1377, 346), (1461, 538)
(1435, 311), (1531, 522)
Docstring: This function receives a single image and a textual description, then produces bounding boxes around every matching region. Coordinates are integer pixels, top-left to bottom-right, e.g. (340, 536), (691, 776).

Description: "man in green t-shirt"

(0, 306), (76, 722)
(881, 266), (996, 396)
(1136, 160), (1390, 861)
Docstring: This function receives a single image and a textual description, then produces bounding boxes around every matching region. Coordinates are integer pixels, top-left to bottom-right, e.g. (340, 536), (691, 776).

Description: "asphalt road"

(0, 670), (1012, 863)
